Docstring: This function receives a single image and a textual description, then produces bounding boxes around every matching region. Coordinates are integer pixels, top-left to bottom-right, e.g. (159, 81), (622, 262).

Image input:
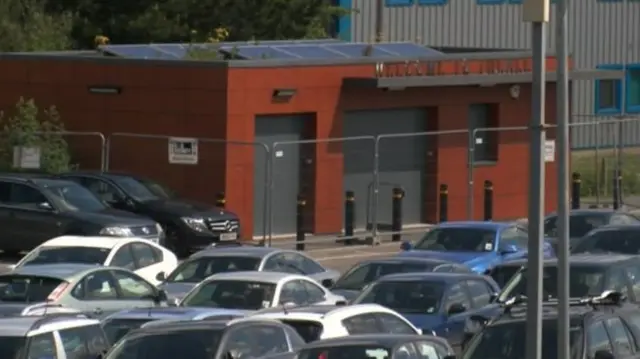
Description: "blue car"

(398, 221), (555, 273)
(351, 272), (500, 337)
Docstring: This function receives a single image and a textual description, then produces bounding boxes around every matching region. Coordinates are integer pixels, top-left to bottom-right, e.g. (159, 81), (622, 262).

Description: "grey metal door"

(254, 115), (305, 236)
(343, 108), (427, 229)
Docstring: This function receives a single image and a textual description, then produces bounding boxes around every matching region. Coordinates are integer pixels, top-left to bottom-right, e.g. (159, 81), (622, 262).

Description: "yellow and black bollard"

(216, 192), (226, 208)
(438, 184), (448, 223)
(344, 191), (355, 246)
(483, 180), (493, 221)
(571, 172), (581, 210)
(391, 187), (404, 242)
(296, 194), (306, 251)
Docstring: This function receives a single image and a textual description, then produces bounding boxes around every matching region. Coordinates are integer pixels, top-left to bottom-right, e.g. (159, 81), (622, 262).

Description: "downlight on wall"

(88, 86), (122, 95)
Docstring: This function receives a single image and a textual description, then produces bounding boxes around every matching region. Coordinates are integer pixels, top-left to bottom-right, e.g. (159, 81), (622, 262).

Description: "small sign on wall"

(13, 146), (41, 169)
(168, 137), (198, 165)
(544, 140), (555, 162)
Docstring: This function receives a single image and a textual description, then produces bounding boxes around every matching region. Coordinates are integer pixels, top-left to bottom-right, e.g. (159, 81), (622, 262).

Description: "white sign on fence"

(12, 146), (41, 169)
(544, 140), (555, 162)
(168, 137), (198, 165)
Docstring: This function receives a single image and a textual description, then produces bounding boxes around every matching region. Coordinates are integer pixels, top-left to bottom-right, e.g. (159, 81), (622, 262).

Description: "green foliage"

(572, 152), (640, 197)
(0, 98), (71, 173)
(0, 0), (72, 51)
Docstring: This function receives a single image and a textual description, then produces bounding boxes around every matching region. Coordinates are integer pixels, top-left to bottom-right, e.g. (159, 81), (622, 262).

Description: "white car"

(13, 236), (178, 285)
(178, 271), (345, 309)
(237, 303), (421, 342)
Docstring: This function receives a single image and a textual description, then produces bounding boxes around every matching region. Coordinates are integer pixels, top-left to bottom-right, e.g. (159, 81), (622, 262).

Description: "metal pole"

(616, 0), (629, 206)
(555, 1), (571, 359)
(523, 0), (548, 359)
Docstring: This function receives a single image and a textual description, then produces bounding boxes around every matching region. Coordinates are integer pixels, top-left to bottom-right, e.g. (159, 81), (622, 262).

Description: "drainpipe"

(375, 0), (383, 42)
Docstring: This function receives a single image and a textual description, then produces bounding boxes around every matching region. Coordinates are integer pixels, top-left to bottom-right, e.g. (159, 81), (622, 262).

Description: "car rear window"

(0, 275), (66, 303)
(280, 320), (323, 343)
(21, 247), (109, 266)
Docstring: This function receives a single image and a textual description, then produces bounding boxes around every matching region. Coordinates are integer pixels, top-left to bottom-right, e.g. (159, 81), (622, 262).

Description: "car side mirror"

(400, 241), (412, 251)
(489, 293), (498, 302)
(594, 349), (615, 359)
(156, 272), (166, 281)
(37, 202), (54, 211)
(447, 303), (467, 315)
(321, 279), (334, 288)
(499, 245), (518, 255)
(155, 290), (168, 303)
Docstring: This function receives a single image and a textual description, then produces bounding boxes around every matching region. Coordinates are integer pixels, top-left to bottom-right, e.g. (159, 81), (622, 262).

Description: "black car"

(0, 174), (161, 255)
(104, 318), (306, 359)
(572, 224), (640, 255)
(462, 291), (640, 359)
(57, 172), (240, 256)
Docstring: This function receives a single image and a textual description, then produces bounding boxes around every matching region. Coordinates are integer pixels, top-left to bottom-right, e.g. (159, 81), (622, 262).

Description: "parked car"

(159, 246), (340, 301)
(571, 224), (640, 255)
(12, 235), (178, 286)
(244, 304), (421, 342)
(398, 221), (555, 274)
(178, 271), (345, 310)
(58, 171), (241, 256)
(0, 174), (163, 254)
(104, 318), (307, 359)
(351, 272), (500, 333)
(544, 208), (640, 251)
(331, 257), (471, 301)
(0, 302), (81, 317)
(0, 263), (168, 318)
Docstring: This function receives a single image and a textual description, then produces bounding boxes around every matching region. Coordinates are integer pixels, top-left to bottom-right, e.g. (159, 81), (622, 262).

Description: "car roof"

(204, 271), (301, 283)
(104, 307), (249, 321)
(62, 171), (144, 180)
(39, 236), (144, 249)
(190, 246), (280, 259)
(6, 263), (100, 279)
(300, 334), (450, 350)
(357, 257), (457, 266)
(244, 304), (394, 322)
(547, 209), (616, 217)
(0, 314), (100, 336)
(125, 318), (284, 337)
(498, 253), (638, 268)
(378, 272), (483, 282)
(0, 174), (75, 186)
(590, 224), (640, 232)
(435, 221), (513, 230)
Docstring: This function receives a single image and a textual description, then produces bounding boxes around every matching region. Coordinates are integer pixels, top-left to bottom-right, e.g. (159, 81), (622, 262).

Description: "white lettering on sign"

(168, 137), (198, 165)
(544, 140), (555, 162)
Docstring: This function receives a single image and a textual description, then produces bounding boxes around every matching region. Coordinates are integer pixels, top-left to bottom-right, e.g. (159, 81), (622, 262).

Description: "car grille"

(205, 219), (239, 232)
(130, 225), (159, 238)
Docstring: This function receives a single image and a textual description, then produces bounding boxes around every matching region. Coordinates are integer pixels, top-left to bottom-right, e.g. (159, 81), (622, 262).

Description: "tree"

(0, 98), (72, 173)
(0, 0), (72, 51)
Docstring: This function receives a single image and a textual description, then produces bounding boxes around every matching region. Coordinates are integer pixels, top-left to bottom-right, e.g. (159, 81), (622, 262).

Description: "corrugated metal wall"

(346, 0), (640, 149)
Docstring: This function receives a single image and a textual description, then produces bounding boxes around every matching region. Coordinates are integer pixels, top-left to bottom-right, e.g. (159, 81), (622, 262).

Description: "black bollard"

(296, 194), (306, 251)
(483, 180), (493, 221)
(391, 187), (404, 242)
(344, 191), (355, 246)
(216, 192), (226, 208)
(613, 169), (621, 210)
(571, 172), (581, 210)
(439, 184), (448, 223)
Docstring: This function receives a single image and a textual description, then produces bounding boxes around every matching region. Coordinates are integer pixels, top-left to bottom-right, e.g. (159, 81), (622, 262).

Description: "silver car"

(0, 263), (167, 318)
(159, 246), (340, 301)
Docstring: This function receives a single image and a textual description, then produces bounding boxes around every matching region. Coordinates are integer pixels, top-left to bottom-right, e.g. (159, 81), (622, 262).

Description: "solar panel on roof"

(100, 45), (178, 60)
(323, 43), (393, 58)
(220, 45), (299, 59)
(273, 45), (347, 59)
(151, 44), (188, 58)
(374, 43), (443, 57)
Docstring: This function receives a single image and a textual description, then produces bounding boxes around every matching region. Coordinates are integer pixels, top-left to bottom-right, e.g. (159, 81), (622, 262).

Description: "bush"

(572, 151), (640, 197)
(0, 97), (71, 173)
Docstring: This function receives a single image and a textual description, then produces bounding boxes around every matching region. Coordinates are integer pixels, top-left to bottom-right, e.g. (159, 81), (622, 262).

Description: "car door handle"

(93, 308), (103, 315)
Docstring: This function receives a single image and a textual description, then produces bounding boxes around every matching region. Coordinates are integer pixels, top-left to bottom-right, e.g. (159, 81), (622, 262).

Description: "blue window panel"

(100, 45), (177, 60)
(374, 43), (444, 58)
(418, 0), (447, 4)
(220, 45), (298, 59)
(385, 0), (413, 6)
(627, 64), (640, 113)
(273, 45), (348, 59)
(477, 0), (505, 4)
(595, 64), (622, 115)
(323, 43), (392, 58)
(337, 0), (352, 41)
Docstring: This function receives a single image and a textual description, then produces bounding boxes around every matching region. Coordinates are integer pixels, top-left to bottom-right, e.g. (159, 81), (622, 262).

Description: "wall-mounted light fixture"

(272, 88), (296, 101)
(88, 86), (122, 95)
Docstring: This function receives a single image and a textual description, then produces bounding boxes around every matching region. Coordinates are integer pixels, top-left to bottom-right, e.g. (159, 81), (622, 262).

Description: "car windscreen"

(0, 275), (66, 303)
(180, 280), (276, 310)
(165, 257), (261, 283)
(353, 280), (444, 314)
(414, 228), (497, 252)
(105, 329), (222, 359)
(489, 265), (522, 288)
(462, 319), (582, 359)
(572, 229), (640, 254)
(280, 320), (324, 343)
(298, 345), (392, 359)
(0, 336), (26, 359)
(20, 246), (109, 266)
(41, 181), (107, 212)
(332, 262), (438, 291)
(112, 176), (160, 201)
(498, 265), (606, 301)
(102, 318), (155, 345)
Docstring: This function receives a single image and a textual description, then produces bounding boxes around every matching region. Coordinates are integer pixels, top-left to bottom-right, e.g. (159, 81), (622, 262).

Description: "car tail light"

(47, 282), (69, 301)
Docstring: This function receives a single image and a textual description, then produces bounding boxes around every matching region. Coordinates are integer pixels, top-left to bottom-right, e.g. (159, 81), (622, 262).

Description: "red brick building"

(0, 43), (621, 239)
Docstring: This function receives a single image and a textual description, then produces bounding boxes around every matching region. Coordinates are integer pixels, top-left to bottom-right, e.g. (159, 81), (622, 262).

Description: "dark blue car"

(398, 221), (555, 273)
(350, 272), (500, 338)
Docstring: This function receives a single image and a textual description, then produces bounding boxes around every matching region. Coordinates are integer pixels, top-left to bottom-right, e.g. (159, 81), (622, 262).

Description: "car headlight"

(155, 223), (165, 237)
(100, 227), (133, 237)
(181, 217), (208, 232)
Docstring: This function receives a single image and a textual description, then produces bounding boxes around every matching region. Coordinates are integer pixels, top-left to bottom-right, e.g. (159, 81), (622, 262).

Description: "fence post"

(613, 169), (622, 210)
(571, 172), (581, 210)
(344, 190), (355, 246)
(439, 184), (448, 223)
(296, 194), (306, 251)
(483, 180), (493, 221)
(391, 188), (404, 242)
(216, 192), (226, 208)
